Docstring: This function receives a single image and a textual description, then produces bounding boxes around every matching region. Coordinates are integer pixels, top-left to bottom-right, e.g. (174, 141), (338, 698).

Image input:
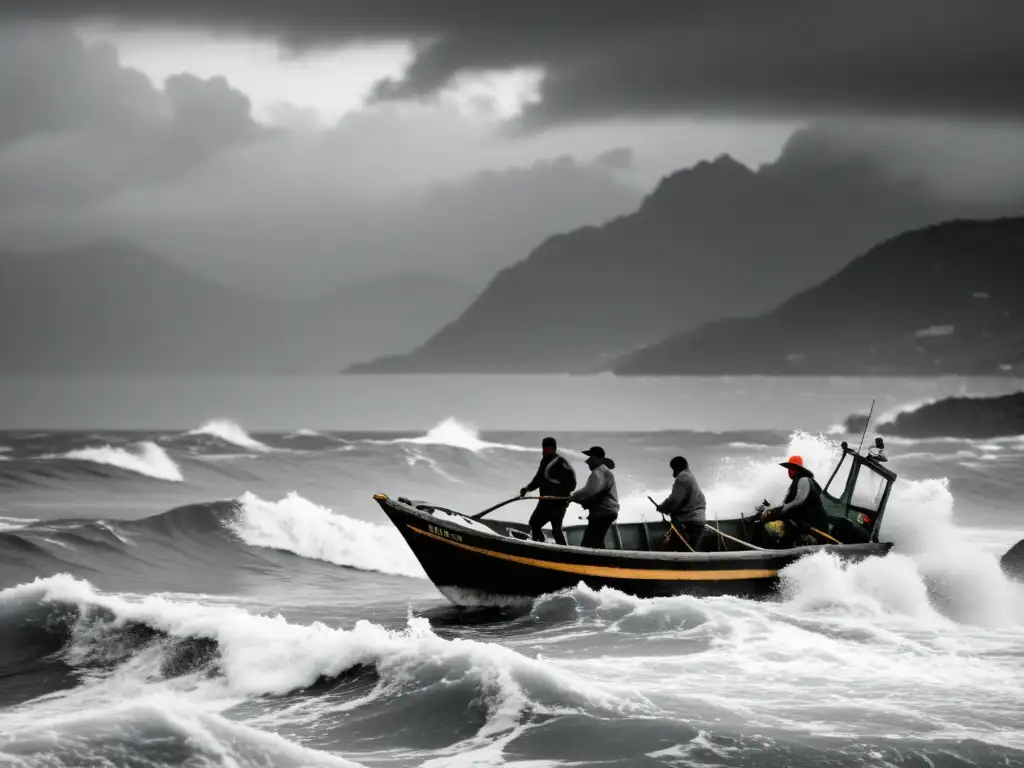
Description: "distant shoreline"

(845, 391), (1024, 439)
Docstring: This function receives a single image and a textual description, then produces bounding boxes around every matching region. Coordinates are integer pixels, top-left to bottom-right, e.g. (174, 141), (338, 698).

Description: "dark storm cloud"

(0, 24), (643, 297)
(5, 2), (1024, 126)
(0, 24), (262, 211)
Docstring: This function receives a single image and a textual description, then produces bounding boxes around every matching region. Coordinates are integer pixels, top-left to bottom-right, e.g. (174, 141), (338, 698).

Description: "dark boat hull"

(374, 496), (891, 606)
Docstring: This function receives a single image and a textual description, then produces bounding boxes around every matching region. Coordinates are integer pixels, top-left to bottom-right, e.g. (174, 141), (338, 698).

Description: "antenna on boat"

(856, 398), (876, 455)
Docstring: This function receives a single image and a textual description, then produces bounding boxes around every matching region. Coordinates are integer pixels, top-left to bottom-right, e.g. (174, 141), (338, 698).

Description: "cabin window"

(850, 464), (888, 512)
(824, 454), (852, 500)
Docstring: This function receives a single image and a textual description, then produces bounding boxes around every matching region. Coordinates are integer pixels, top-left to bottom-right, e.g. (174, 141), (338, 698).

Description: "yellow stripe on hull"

(409, 526), (778, 582)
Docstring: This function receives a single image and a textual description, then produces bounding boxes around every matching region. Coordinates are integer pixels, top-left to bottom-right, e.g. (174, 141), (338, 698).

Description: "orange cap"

(779, 455), (805, 470)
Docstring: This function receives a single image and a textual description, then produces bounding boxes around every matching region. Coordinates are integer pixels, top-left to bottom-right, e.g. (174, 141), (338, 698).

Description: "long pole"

(471, 495), (568, 520)
(856, 398), (876, 455)
(647, 496), (695, 553)
(703, 525), (767, 551)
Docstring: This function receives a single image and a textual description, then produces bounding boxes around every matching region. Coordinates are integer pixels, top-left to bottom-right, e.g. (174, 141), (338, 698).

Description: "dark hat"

(670, 455), (688, 472)
(582, 446), (606, 458)
(542, 436), (557, 449)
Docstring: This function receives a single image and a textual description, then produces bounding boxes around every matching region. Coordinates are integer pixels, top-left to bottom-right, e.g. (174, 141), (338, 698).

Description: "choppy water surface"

(2, 382), (1023, 767)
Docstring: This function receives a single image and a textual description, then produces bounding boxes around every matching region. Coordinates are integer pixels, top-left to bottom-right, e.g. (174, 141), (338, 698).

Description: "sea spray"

(0, 576), (645, 721)
(617, 430), (842, 523)
(880, 476), (1023, 627)
(530, 581), (1024, 742)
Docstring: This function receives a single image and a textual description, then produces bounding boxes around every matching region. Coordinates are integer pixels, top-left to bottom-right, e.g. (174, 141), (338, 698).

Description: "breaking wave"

(61, 441), (183, 482)
(186, 419), (270, 452)
(227, 491), (426, 579)
(0, 494), (431, 585)
(388, 417), (535, 453)
(0, 575), (645, 736)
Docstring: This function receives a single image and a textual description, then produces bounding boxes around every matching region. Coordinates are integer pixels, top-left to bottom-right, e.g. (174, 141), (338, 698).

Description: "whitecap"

(187, 419), (270, 452)
(227, 491), (427, 579)
(62, 441), (183, 482)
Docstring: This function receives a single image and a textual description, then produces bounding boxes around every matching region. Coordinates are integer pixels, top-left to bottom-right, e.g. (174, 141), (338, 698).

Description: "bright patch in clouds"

(77, 24), (542, 125)
(78, 24), (415, 125)
(444, 67), (544, 119)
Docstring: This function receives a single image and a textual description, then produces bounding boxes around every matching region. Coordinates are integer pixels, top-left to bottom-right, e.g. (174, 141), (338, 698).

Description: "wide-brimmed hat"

(779, 454), (805, 472)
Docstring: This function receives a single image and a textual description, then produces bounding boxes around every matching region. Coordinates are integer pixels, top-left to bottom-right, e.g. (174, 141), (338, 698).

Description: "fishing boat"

(372, 440), (897, 606)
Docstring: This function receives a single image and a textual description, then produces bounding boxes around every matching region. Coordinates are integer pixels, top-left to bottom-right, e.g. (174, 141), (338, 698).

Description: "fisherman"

(569, 446), (619, 548)
(760, 455), (830, 547)
(657, 456), (706, 552)
(519, 436), (577, 544)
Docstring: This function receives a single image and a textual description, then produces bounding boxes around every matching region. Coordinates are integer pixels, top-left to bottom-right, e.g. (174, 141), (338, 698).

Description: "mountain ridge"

(612, 216), (1024, 376)
(347, 128), (1016, 374)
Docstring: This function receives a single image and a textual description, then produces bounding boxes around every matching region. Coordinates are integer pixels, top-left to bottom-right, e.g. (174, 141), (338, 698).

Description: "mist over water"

(1, 376), (1023, 767)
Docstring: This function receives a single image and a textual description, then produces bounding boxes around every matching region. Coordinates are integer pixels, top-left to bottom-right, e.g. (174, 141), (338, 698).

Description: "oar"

(647, 496), (695, 552)
(471, 495), (569, 520)
(809, 526), (842, 545)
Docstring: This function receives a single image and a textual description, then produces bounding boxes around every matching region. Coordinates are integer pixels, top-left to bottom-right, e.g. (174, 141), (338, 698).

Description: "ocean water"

(1, 375), (1023, 767)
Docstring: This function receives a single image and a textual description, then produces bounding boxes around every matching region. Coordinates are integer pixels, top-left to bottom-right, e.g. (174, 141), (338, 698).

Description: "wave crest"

(62, 441), (183, 482)
(227, 492), (427, 579)
(187, 419), (270, 452)
(391, 418), (534, 453)
(0, 575), (644, 735)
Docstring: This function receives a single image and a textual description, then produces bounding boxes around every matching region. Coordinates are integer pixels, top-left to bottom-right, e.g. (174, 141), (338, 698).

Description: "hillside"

(844, 392), (1024, 439)
(347, 129), (1014, 373)
(613, 217), (1024, 376)
(0, 242), (473, 373)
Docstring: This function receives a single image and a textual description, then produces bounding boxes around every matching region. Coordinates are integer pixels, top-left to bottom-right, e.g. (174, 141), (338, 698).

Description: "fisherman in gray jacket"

(657, 456), (707, 551)
(570, 446), (619, 549)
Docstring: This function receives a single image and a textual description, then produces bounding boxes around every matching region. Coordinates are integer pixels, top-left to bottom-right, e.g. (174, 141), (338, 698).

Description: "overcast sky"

(1, 2), (1022, 296)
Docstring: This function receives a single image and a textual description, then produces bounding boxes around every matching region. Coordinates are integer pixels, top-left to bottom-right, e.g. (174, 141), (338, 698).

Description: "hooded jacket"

(570, 458), (619, 518)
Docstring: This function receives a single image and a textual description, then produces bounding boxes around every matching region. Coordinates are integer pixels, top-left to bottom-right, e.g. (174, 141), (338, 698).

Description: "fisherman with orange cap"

(760, 454), (830, 547)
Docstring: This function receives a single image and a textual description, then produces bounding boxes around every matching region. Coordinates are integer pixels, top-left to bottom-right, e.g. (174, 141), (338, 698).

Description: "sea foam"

(62, 441), (183, 482)
(389, 417), (535, 453)
(187, 419), (270, 452)
(0, 575), (643, 729)
(228, 491), (427, 579)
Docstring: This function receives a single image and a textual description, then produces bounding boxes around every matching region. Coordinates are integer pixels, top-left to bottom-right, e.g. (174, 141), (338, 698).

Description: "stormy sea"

(2, 375), (1023, 768)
